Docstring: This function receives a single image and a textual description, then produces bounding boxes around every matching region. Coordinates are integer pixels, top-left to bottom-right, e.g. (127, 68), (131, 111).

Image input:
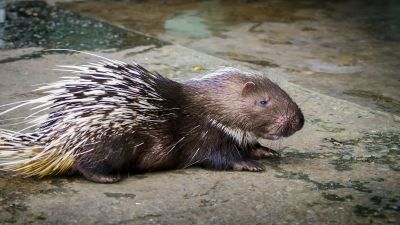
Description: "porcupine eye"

(259, 100), (268, 107)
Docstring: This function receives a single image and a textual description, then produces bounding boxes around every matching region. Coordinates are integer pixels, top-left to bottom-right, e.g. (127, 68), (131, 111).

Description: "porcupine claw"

(249, 145), (280, 159)
(231, 160), (265, 172)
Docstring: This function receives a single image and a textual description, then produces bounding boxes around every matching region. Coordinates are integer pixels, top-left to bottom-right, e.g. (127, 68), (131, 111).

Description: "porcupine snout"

(275, 108), (304, 138)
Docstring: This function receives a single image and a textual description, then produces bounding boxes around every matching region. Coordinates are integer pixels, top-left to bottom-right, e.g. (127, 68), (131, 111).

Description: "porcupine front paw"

(231, 160), (265, 172)
(249, 146), (280, 159)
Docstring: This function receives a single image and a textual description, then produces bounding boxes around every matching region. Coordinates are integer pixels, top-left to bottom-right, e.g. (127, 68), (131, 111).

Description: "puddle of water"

(306, 60), (362, 74)
(58, 0), (400, 115)
(165, 10), (213, 39)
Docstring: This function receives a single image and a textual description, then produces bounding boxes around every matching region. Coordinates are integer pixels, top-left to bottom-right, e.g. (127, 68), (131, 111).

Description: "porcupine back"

(0, 55), (176, 177)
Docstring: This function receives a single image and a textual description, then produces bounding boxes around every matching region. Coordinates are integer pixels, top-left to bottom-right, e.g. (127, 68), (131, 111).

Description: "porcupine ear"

(241, 82), (256, 97)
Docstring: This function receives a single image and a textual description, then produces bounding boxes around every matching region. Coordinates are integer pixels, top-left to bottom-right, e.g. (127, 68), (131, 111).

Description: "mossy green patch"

(280, 147), (338, 161)
(353, 205), (386, 219)
(371, 177), (385, 182)
(370, 196), (383, 205)
(276, 170), (374, 195)
(322, 130), (400, 171)
(349, 180), (372, 193)
(104, 192), (136, 199)
(0, 1), (166, 63)
(322, 193), (353, 202)
(276, 171), (345, 190)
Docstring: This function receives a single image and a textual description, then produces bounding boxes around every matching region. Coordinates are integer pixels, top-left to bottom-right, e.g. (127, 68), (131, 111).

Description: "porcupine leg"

(74, 134), (141, 183)
(229, 144), (279, 172)
(74, 147), (124, 183)
(248, 144), (280, 159)
(224, 144), (276, 171)
(197, 147), (265, 172)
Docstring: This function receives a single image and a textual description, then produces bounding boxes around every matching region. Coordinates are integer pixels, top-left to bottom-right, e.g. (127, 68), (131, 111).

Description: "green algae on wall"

(0, 1), (166, 64)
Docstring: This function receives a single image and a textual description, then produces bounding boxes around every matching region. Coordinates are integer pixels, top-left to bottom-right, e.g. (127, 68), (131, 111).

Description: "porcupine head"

(188, 68), (304, 143)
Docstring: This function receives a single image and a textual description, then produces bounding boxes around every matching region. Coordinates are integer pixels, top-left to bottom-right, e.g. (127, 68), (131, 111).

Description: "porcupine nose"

(293, 111), (304, 131)
(280, 110), (304, 137)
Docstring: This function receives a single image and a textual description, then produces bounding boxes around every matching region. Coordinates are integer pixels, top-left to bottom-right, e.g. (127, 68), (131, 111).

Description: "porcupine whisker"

(0, 116), (40, 123)
(234, 145), (242, 158)
(31, 82), (55, 87)
(280, 100), (289, 120)
(267, 122), (281, 132)
(53, 68), (83, 73)
(29, 115), (56, 127)
(263, 113), (279, 121)
(17, 123), (42, 133)
(277, 99), (286, 117)
(165, 125), (201, 157)
(184, 155), (205, 169)
(46, 49), (122, 65)
(188, 148), (201, 166)
(24, 106), (55, 120)
(0, 128), (36, 137)
(165, 136), (185, 156)
(183, 159), (201, 169)
(57, 76), (80, 80)
(0, 101), (31, 109)
(0, 101), (36, 116)
(0, 119), (42, 127)
(165, 125), (200, 156)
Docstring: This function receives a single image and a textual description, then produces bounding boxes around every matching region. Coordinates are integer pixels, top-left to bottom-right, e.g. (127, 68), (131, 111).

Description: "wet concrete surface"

(0, 1), (399, 225)
(54, 0), (400, 116)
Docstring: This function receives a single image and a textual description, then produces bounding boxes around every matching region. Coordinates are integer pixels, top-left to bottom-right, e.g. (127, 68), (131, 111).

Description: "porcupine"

(0, 51), (304, 183)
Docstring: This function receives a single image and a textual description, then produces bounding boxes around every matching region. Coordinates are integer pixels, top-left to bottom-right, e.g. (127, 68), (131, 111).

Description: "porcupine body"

(0, 53), (304, 183)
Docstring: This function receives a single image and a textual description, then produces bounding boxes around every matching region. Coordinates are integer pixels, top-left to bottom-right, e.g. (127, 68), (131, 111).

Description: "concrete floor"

(0, 45), (399, 225)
